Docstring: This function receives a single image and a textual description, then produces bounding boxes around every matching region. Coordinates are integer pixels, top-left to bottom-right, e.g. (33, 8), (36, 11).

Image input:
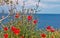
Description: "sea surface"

(0, 13), (60, 29)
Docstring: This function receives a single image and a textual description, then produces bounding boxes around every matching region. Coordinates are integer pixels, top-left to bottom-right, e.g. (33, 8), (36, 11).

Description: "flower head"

(20, 36), (24, 38)
(27, 15), (32, 21)
(13, 29), (20, 35)
(51, 28), (55, 32)
(33, 20), (38, 24)
(15, 13), (20, 18)
(51, 35), (54, 38)
(4, 27), (8, 31)
(11, 26), (20, 35)
(46, 26), (51, 32)
(41, 33), (46, 38)
(11, 26), (16, 32)
(46, 26), (55, 32)
(4, 33), (8, 38)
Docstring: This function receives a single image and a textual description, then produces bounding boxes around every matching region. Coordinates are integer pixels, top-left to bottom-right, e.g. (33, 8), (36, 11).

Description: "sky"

(40, 0), (60, 14)
(0, 0), (60, 14)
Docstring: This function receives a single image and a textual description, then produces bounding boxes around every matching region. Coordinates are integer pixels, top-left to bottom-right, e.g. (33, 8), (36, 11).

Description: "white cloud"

(25, 0), (60, 9)
(25, 0), (36, 5)
(42, 0), (60, 2)
(39, 3), (60, 9)
(0, 0), (60, 14)
(8, 0), (60, 9)
(7, 0), (49, 9)
(22, 0), (45, 8)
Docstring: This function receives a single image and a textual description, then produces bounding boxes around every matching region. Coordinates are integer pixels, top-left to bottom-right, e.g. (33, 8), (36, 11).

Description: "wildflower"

(33, 20), (38, 24)
(13, 29), (20, 35)
(41, 33), (46, 38)
(20, 36), (24, 38)
(4, 33), (8, 38)
(27, 15), (32, 21)
(51, 35), (55, 38)
(15, 13), (20, 18)
(11, 26), (16, 32)
(11, 26), (20, 35)
(4, 27), (8, 31)
(46, 26), (51, 32)
(51, 28), (55, 32)
(46, 26), (55, 32)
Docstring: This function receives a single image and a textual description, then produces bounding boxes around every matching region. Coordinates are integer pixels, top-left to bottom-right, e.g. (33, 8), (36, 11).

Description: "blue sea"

(0, 13), (60, 29)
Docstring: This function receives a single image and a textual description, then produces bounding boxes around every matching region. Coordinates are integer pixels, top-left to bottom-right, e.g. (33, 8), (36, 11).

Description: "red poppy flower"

(46, 26), (51, 32)
(4, 33), (8, 38)
(46, 26), (51, 29)
(11, 26), (20, 35)
(46, 26), (55, 32)
(33, 20), (38, 24)
(20, 36), (24, 38)
(27, 15), (32, 21)
(15, 13), (20, 18)
(41, 33), (46, 38)
(11, 26), (16, 32)
(4, 27), (8, 31)
(51, 28), (55, 32)
(51, 35), (54, 38)
(13, 29), (20, 35)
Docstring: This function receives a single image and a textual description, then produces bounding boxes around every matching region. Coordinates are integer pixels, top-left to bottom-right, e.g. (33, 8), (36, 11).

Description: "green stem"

(16, 35), (18, 38)
(49, 32), (51, 38)
(17, 36), (18, 38)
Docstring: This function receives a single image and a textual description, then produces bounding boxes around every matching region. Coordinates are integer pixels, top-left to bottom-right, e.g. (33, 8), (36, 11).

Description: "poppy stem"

(16, 35), (18, 38)
(49, 32), (51, 38)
